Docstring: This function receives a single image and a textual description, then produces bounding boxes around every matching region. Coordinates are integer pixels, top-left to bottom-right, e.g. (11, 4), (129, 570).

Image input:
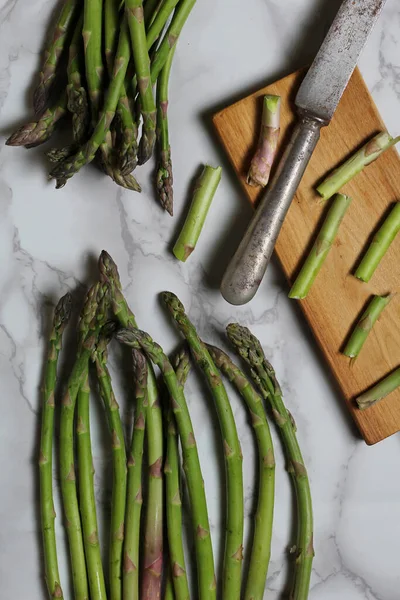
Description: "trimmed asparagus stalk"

(98, 251), (164, 600)
(94, 333), (127, 600)
(206, 344), (275, 600)
(357, 367), (400, 410)
(115, 327), (216, 600)
(156, 46), (176, 216)
(289, 193), (351, 299)
(247, 95), (281, 187)
(226, 324), (314, 600)
(355, 202), (400, 283)
(162, 292), (243, 600)
(126, 0), (157, 164)
(76, 373), (107, 600)
(165, 347), (191, 600)
(33, 0), (79, 114)
(150, 0), (197, 85)
(40, 293), (72, 600)
(123, 349), (148, 600)
(6, 94), (67, 148)
(60, 282), (109, 600)
(173, 166), (222, 262)
(343, 294), (393, 358)
(317, 132), (400, 200)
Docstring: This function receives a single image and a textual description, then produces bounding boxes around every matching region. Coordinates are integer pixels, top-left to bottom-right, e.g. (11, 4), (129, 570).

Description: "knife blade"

(220, 0), (387, 306)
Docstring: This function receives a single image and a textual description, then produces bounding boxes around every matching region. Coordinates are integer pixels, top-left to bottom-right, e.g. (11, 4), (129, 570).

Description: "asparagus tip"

(54, 292), (73, 330)
(98, 251), (121, 288)
(115, 327), (140, 347)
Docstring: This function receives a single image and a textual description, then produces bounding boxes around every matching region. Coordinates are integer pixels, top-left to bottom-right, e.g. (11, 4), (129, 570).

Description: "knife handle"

(221, 113), (325, 305)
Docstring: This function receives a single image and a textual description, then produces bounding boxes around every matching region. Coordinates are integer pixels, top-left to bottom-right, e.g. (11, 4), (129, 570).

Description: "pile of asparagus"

(40, 250), (313, 600)
(6, 0), (196, 215)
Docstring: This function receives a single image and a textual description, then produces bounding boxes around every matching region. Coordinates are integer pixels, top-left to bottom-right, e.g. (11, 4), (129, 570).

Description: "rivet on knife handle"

(221, 114), (324, 305)
(220, 0), (387, 305)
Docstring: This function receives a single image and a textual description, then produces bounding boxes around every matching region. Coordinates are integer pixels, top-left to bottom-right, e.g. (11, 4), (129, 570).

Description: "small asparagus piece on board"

(343, 294), (393, 358)
(289, 193), (351, 300)
(357, 367), (400, 410)
(247, 95), (281, 188)
(173, 165), (222, 262)
(316, 132), (400, 200)
(40, 293), (72, 600)
(355, 203), (400, 283)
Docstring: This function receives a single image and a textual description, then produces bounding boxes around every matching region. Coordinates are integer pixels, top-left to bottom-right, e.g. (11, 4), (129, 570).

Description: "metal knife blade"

(220, 0), (387, 306)
(296, 0), (386, 122)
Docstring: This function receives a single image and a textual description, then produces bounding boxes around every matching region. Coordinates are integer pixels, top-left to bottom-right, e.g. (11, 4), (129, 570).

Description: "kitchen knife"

(220, 0), (387, 305)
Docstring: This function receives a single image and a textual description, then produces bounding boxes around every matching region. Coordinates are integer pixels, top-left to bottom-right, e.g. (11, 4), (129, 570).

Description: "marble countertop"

(1, 0), (400, 598)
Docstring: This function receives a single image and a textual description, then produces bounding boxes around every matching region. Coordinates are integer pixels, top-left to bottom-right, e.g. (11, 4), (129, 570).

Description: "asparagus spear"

(76, 372), (108, 600)
(115, 327), (216, 600)
(165, 347), (191, 600)
(162, 293), (243, 600)
(33, 0), (79, 114)
(67, 14), (89, 144)
(164, 571), (175, 600)
(49, 21), (139, 189)
(289, 193), (352, 299)
(123, 349), (148, 600)
(355, 203), (400, 283)
(144, 0), (162, 23)
(83, 0), (104, 121)
(94, 330), (127, 600)
(150, 0), (197, 85)
(247, 95), (281, 188)
(357, 367), (400, 410)
(98, 251), (164, 600)
(226, 324), (314, 600)
(60, 282), (109, 600)
(126, 0), (157, 164)
(39, 293), (72, 600)
(156, 46), (175, 216)
(206, 344), (275, 600)
(6, 94), (67, 148)
(173, 166), (222, 262)
(343, 294), (393, 358)
(316, 132), (400, 200)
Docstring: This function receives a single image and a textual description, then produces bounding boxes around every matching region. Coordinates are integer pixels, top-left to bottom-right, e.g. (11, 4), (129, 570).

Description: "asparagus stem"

(83, 0), (104, 121)
(164, 571), (175, 600)
(355, 202), (400, 283)
(316, 132), (400, 200)
(247, 95), (281, 188)
(150, 0), (197, 85)
(94, 334), (127, 600)
(226, 324), (314, 600)
(343, 294), (393, 358)
(40, 293), (72, 600)
(156, 45), (175, 216)
(49, 21), (139, 189)
(162, 293), (243, 600)
(60, 282), (109, 600)
(115, 327), (216, 600)
(144, 0), (162, 23)
(289, 193), (352, 299)
(67, 14), (89, 144)
(126, 0), (157, 165)
(98, 251), (164, 600)
(357, 367), (400, 410)
(6, 94), (67, 148)
(206, 344), (275, 600)
(173, 166), (222, 262)
(165, 347), (191, 600)
(146, 0), (180, 49)
(33, 0), (79, 113)
(76, 372), (108, 600)
(123, 349), (148, 600)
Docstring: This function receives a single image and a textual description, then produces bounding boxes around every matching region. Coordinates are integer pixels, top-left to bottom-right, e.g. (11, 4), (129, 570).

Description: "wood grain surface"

(213, 68), (400, 445)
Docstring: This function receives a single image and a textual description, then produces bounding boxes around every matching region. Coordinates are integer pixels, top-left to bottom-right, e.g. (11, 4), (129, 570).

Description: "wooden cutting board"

(213, 68), (400, 445)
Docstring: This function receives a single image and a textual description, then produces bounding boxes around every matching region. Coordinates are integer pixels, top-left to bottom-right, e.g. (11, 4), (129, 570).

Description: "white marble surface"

(1, 0), (400, 598)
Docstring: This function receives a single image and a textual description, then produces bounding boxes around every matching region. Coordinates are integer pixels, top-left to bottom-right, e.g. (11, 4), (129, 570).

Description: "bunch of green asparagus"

(40, 250), (314, 600)
(6, 0), (197, 215)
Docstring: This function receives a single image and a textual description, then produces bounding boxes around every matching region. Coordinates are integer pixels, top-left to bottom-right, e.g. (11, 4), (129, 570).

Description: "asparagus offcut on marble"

(38, 249), (317, 600)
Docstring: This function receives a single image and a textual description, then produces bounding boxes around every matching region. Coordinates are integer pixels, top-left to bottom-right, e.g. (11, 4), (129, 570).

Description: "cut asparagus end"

(356, 367), (400, 410)
(343, 294), (393, 359)
(247, 94), (281, 188)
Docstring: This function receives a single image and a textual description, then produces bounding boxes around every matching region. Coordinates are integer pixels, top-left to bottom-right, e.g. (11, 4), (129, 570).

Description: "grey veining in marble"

(0, 0), (400, 598)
